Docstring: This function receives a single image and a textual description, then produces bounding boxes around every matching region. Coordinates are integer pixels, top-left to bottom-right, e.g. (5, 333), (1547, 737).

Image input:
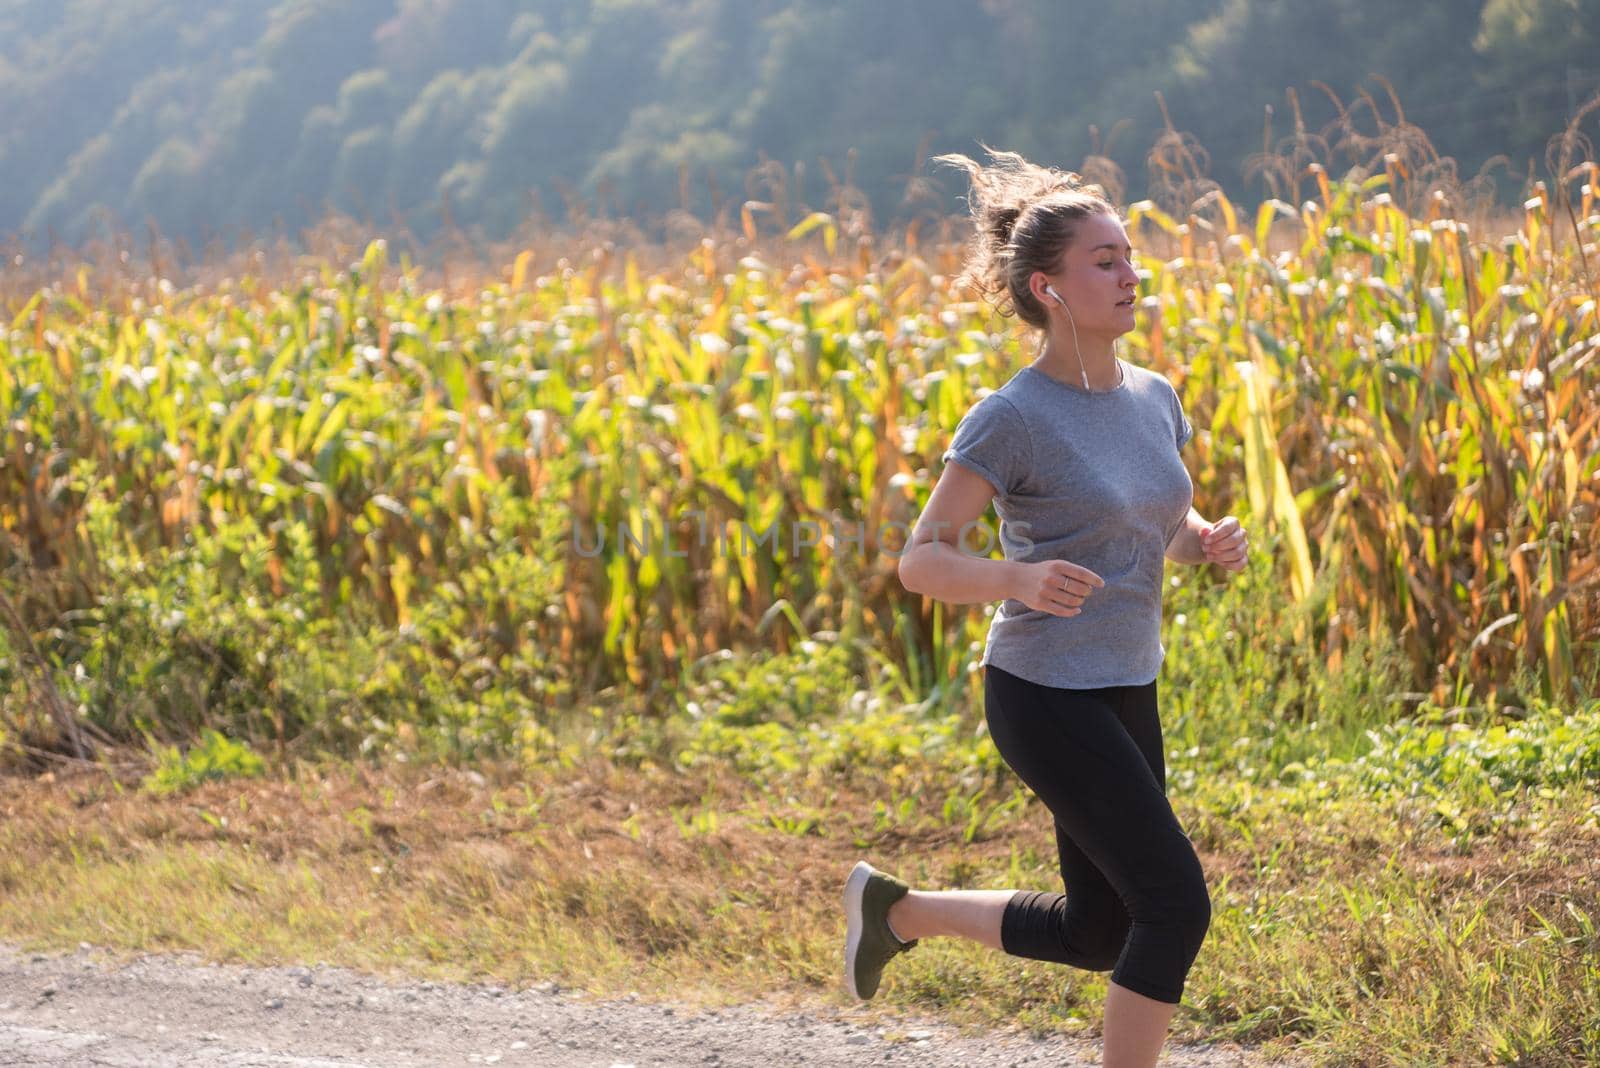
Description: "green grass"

(3, 671), (1598, 1065)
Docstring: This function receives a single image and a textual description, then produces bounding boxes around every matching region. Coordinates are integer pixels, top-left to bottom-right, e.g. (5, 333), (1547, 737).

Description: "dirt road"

(0, 942), (1298, 1067)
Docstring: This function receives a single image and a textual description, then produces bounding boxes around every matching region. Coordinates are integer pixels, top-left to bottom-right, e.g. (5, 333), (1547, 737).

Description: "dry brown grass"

(3, 753), (1598, 1064)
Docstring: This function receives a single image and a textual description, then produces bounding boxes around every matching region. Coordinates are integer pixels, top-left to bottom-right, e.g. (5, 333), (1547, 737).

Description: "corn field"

(0, 157), (1597, 760)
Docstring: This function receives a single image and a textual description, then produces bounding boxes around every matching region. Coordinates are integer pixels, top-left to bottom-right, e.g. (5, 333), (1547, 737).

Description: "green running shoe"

(842, 860), (918, 1000)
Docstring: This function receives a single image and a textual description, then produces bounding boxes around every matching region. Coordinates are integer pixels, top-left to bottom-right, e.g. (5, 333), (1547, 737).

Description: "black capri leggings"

(984, 663), (1211, 1006)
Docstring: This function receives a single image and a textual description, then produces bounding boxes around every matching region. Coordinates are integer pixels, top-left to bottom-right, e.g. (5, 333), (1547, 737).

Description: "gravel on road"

(0, 942), (1299, 1067)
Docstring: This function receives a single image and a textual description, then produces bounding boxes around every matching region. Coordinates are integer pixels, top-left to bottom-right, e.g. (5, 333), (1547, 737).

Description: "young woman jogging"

(841, 148), (1249, 1068)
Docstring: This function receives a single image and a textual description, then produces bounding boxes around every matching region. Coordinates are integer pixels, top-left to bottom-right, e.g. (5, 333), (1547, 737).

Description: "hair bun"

(991, 204), (1021, 249)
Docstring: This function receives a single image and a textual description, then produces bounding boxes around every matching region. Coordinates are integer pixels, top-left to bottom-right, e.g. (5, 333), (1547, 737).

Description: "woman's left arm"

(1165, 507), (1249, 571)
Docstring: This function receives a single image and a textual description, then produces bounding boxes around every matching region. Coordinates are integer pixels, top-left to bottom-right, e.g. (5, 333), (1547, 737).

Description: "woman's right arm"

(897, 462), (1102, 615)
(897, 461), (1020, 604)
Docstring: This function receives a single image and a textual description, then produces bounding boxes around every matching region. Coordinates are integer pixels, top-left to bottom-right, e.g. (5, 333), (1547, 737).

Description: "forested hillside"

(2, 0), (1596, 247)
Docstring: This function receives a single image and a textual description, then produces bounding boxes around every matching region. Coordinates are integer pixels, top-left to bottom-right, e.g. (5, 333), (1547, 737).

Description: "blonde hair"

(933, 144), (1119, 330)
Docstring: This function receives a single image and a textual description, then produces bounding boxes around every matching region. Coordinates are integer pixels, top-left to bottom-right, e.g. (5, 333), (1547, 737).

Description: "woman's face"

(1030, 212), (1140, 338)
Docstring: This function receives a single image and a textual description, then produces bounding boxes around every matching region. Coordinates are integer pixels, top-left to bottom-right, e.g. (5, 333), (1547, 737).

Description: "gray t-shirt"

(940, 359), (1194, 689)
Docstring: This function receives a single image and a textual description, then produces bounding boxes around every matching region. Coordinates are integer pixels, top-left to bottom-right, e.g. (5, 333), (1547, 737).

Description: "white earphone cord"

(1064, 301), (1090, 390)
(1046, 287), (1119, 392)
